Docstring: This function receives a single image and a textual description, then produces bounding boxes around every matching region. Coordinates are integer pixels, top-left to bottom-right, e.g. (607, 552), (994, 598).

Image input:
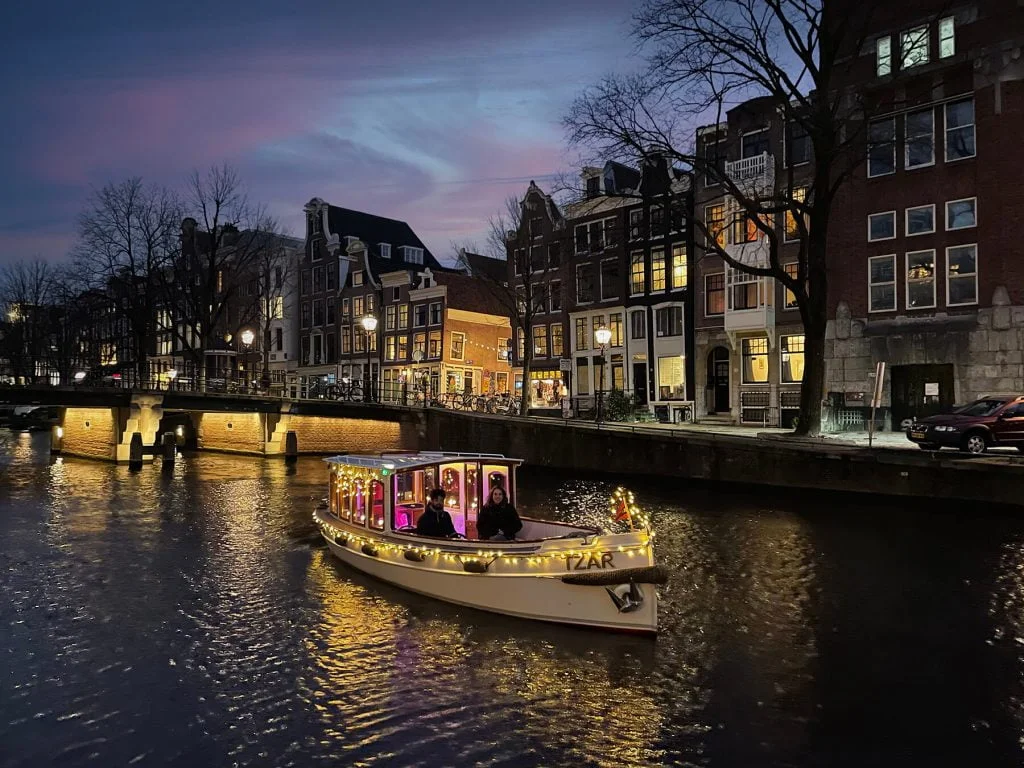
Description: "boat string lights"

(313, 513), (652, 565)
(608, 487), (653, 533)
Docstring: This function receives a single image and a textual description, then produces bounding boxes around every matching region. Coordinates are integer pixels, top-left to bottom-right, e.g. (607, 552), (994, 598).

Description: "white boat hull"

(321, 535), (659, 635)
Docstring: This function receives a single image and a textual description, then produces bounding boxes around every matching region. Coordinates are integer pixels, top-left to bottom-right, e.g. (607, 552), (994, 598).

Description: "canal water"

(3, 432), (1024, 767)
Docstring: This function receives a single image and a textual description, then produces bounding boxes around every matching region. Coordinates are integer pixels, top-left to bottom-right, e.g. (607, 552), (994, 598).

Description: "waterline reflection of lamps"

(594, 326), (611, 424)
(361, 314), (378, 402)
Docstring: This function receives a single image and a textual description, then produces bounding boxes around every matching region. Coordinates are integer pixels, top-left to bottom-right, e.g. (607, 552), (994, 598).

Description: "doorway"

(633, 362), (648, 406)
(890, 364), (954, 427)
(706, 347), (730, 413)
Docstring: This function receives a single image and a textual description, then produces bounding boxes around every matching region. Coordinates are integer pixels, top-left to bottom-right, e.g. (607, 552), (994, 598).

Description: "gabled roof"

(433, 271), (509, 317)
(605, 161), (642, 195)
(325, 206), (439, 266)
(460, 250), (507, 283)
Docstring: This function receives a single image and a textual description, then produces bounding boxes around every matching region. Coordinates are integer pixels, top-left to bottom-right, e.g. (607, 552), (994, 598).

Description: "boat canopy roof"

(323, 451), (523, 472)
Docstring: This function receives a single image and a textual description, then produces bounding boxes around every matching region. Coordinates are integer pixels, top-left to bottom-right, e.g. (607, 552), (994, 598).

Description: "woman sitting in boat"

(415, 488), (457, 538)
(477, 486), (523, 541)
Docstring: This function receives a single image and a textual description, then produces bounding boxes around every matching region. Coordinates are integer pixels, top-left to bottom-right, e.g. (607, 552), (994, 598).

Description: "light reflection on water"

(3, 432), (1024, 765)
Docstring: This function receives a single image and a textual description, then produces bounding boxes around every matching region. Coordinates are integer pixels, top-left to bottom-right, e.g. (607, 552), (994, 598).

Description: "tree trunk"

(519, 351), (532, 417)
(793, 218), (830, 437)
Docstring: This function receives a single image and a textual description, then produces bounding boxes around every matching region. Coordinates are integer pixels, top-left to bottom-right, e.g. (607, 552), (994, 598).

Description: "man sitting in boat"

(476, 486), (523, 541)
(415, 488), (457, 538)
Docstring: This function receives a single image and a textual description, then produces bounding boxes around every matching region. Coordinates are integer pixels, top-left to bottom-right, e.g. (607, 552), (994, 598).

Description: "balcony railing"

(724, 152), (775, 196)
(724, 269), (775, 347)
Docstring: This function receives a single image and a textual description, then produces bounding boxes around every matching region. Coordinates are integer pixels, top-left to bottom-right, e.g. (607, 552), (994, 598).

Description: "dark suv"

(906, 395), (1024, 454)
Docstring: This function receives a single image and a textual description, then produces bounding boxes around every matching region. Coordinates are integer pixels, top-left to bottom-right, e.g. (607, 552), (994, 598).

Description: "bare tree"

(564, 0), (902, 435)
(76, 178), (180, 383)
(250, 235), (299, 387)
(160, 164), (283, 382)
(456, 193), (569, 416)
(46, 265), (94, 385)
(0, 258), (54, 383)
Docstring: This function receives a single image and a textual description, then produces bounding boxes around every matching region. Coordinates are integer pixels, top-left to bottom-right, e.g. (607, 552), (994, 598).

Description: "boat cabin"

(325, 452), (522, 538)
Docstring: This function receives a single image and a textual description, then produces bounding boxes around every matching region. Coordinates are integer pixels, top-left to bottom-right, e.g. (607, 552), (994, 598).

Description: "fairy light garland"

(608, 487), (653, 532)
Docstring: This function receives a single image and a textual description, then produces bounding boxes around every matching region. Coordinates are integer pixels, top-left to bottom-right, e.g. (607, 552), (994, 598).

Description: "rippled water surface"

(4, 431), (1024, 766)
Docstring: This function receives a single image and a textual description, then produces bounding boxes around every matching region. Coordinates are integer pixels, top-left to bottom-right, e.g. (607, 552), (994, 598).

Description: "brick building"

(692, 0), (1024, 430)
(507, 161), (695, 416)
(298, 198), (445, 398)
(826, 0), (1024, 428)
(378, 266), (512, 403)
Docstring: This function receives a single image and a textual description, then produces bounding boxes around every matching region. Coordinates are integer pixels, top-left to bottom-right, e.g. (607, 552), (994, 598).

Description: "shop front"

(527, 369), (565, 411)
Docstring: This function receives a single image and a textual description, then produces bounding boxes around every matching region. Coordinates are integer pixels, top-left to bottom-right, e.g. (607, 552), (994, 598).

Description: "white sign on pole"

(871, 362), (886, 408)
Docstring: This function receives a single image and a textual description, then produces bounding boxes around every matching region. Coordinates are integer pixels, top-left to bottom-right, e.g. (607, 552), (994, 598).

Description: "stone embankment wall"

(424, 410), (1024, 507)
(60, 407), (119, 461)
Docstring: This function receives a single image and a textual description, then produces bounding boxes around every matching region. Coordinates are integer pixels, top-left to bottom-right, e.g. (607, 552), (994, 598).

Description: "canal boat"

(313, 452), (664, 635)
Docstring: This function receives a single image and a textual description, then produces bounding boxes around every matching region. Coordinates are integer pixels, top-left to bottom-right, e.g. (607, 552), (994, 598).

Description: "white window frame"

(905, 249), (937, 310)
(379, 243), (391, 259)
(740, 127), (769, 159)
(575, 263), (595, 305)
(900, 25), (930, 69)
(939, 17), (955, 59)
(904, 107), (935, 170)
(876, 36), (892, 76)
(945, 98), (976, 162)
(352, 270), (364, 287)
(905, 204), (936, 237)
(868, 254), (897, 313)
(945, 197), (977, 231)
(629, 251), (645, 297)
(549, 280), (562, 313)
(946, 244), (978, 307)
(867, 211), (897, 242)
(450, 331), (466, 361)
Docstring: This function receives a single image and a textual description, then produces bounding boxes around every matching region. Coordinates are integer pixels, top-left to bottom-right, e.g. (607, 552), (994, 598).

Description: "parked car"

(906, 395), (1024, 454)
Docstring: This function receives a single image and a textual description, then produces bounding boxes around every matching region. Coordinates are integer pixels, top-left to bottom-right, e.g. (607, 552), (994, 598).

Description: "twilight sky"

(0, 0), (640, 266)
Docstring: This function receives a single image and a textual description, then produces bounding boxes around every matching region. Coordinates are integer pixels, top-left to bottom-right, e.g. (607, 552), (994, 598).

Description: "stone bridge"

(0, 386), (424, 464)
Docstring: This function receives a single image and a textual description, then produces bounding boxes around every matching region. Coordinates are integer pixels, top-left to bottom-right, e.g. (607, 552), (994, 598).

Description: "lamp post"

(594, 326), (611, 423)
(240, 329), (255, 393)
(166, 368), (177, 392)
(361, 314), (378, 402)
(412, 348), (425, 407)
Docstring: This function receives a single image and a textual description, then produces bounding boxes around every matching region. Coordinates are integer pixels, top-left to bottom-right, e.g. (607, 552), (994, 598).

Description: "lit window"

(550, 324), (563, 357)
(657, 356), (686, 401)
(651, 248), (666, 291)
(784, 187), (808, 242)
(869, 255), (896, 312)
(450, 332), (465, 361)
(939, 17), (955, 58)
(671, 245), (687, 289)
(946, 198), (977, 230)
(741, 338), (769, 384)
(705, 273), (725, 316)
(574, 317), (589, 350)
(783, 263), (800, 309)
(947, 244), (978, 306)
(945, 99), (976, 161)
(352, 271), (364, 287)
(876, 36), (892, 76)
(906, 250), (937, 309)
(630, 251), (645, 295)
(398, 304), (409, 329)
(905, 108), (934, 169)
(905, 205), (935, 236)
(705, 204), (726, 248)
(780, 335), (805, 383)
(868, 118), (896, 177)
(533, 325), (549, 358)
(901, 26), (929, 69)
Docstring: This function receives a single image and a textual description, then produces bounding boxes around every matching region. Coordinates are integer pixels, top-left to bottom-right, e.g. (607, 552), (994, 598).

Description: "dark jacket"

(415, 504), (457, 538)
(477, 501), (523, 540)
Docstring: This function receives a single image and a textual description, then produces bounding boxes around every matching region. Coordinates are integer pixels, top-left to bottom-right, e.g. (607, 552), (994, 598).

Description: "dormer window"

(900, 26), (929, 69)
(379, 243), (391, 259)
(586, 175), (601, 198)
(401, 246), (424, 265)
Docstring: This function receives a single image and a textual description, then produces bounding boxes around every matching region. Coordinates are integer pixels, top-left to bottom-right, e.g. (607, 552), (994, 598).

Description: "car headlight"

(934, 425), (958, 432)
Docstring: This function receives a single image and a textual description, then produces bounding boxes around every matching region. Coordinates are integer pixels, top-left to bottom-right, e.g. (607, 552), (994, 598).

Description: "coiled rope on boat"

(560, 565), (669, 586)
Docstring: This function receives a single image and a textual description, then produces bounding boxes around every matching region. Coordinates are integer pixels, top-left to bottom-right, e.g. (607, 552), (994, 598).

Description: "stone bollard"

(161, 432), (176, 462)
(285, 430), (298, 464)
(128, 432), (144, 471)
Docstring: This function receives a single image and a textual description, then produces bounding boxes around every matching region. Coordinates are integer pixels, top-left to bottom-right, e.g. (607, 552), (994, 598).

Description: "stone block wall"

(61, 407), (119, 461)
(284, 415), (412, 454)
(196, 412), (265, 455)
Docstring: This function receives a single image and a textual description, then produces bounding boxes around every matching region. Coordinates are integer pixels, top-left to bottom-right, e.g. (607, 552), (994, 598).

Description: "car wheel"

(960, 432), (988, 455)
(918, 443), (939, 451)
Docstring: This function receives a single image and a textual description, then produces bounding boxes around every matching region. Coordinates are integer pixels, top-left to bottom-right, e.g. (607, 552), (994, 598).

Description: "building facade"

(825, 0), (1024, 428)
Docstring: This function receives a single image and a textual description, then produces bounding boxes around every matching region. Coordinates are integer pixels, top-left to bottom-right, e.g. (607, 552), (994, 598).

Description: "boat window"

(329, 469), (338, 515)
(369, 480), (385, 530)
(393, 470), (425, 529)
(465, 463), (481, 539)
(439, 462), (467, 536)
(338, 474), (352, 521)
(353, 480), (367, 526)
(483, 464), (512, 506)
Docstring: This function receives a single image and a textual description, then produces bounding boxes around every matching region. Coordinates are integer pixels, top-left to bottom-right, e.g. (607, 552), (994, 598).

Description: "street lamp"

(239, 329), (255, 392)
(240, 329), (255, 347)
(361, 314), (378, 402)
(594, 326), (612, 423)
